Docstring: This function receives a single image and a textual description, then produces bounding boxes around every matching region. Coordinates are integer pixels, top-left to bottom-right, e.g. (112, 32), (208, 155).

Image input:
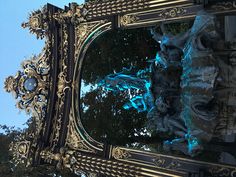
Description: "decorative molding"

(74, 21), (108, 61)
(211, 1), (236, 11)
(209, 167), (236, 177)
(65, 110), (96, 153)
(86, 0), (149, 19)
(120, 14), (139, 26)
(53, 3), (89, 24)
(40, 148), (139, 177)
(159, 7), (187, 19)
(112, 147), (131, 160)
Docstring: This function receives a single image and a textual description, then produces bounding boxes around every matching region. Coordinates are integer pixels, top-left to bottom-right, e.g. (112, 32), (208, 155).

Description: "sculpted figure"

(99, 11), (233, 157)
(149, 11), (223, 156)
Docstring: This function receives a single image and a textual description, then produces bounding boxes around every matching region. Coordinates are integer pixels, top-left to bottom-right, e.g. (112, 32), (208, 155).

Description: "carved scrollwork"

(66, 110), (96, 153)
(208, 167), (236, 177)
(53, 3), (88, 24)
(211, 1), (236, 11)
(112, 147), (131, 160)
(21, 6), (49, 39)
(152, 155), (181, 170)
(120, 14), (138, 26)
(5, 30), (52, 166)
(57, 71), (71, 99)
(74, 20), (110, 61)
(159, 7), (187, 19)
(49, 24), (71, 150)
(4, 40), (51, 137)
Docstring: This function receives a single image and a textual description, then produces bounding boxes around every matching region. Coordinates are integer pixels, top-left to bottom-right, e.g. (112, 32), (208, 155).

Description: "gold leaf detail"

(120, 14), (138, 26)
(112, 147), (131, 160)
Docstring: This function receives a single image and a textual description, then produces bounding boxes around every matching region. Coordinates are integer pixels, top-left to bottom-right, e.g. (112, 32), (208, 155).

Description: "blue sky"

(0, 0), (83, 130)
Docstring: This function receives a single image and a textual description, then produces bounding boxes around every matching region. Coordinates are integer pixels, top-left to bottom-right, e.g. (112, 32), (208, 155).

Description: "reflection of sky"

(80, 80), (98, 97)
(0, 0), (83, 130)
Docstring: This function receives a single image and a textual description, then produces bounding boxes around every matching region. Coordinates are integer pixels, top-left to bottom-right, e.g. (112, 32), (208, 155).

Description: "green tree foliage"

(0, 125), (80, 177)
(80, 28), (162, 148)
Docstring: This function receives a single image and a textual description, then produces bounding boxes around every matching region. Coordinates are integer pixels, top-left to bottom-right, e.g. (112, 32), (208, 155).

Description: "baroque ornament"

(153, 156), (165, 167)
(9, 134), (32, 167)
(211, 1), (236, 11)
(120, 14), (139, 26)
(112, 147), (131, 160)
(4, 50), (50, 136)
(159, 7), (187, 19)
(21, 6), (49, 39)
(53, 3), (89, 24)
(65, 110), (96, 153)
(5, 55), (49, 113)
(5, 31), (51, 166)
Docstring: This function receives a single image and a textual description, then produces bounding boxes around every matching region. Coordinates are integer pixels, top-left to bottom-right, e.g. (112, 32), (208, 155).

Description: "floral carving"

(65, 111), (95, 153)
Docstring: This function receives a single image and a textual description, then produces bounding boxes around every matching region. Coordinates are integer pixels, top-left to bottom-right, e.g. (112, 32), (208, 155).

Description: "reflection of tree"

(81, 88), (148, 145)
(82, 28), (159, 85)
(81, 28), (161, 146)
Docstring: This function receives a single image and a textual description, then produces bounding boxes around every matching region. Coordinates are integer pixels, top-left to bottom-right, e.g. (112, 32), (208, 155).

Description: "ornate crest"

(4, 53), (50, 122)
(21, 6), (49, 39)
